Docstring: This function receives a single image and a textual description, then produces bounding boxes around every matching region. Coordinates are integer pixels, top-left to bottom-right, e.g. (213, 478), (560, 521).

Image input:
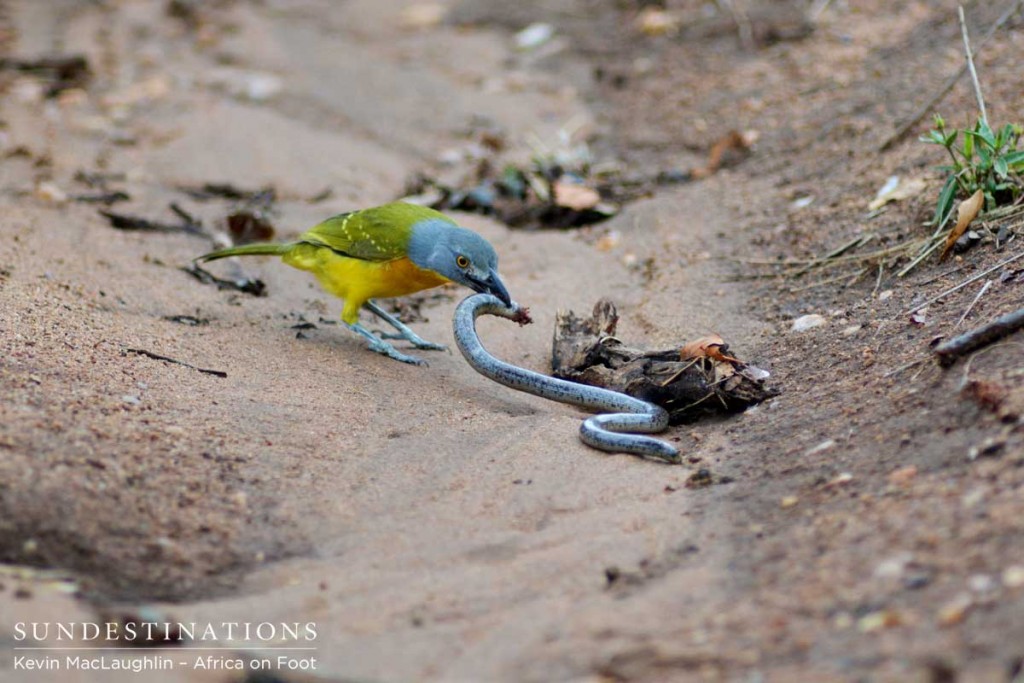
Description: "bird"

(195, 202), (512, 365)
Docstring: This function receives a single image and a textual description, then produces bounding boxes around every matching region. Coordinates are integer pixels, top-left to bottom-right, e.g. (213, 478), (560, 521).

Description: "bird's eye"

(456, 255), (470, 269)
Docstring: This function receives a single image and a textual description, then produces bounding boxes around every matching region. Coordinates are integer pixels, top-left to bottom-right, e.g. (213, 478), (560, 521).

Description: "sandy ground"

(1, 1), (1023, 682)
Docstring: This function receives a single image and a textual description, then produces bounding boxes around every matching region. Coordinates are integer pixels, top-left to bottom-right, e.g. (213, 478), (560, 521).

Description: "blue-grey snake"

(453, 293), (681, 464)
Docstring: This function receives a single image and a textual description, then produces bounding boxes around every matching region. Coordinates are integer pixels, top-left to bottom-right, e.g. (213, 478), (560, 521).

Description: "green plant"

(921, 114), (1024, 226)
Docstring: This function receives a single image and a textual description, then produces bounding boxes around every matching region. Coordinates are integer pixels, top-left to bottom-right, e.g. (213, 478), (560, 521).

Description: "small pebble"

(780, 496), (799, 508)
(805, 439), (836, 456)
(1002, 565), (1024, 588)
(857, 609), (901, 633)
(888, 465), (917, 485)
(967, 574), (996, 593)
(122, 395), (141, 405)
(937, 594), (972, 626)
(961, 488), (986, 509)
(791, 196), (814, 209)
(874, 553), (913, 580)
(824, 472), (854, 488)
(515, 23), (555, 50)
(35, 181), (68, 203)
(399, 3), (446, 29)
(791, 314), (827, 332)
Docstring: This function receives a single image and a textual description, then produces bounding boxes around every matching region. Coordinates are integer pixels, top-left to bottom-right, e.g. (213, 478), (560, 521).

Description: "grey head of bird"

(407, 218), (512, 306)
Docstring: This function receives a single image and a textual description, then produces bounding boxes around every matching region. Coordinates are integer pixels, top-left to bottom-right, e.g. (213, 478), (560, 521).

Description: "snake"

(453, 293), (681, 464)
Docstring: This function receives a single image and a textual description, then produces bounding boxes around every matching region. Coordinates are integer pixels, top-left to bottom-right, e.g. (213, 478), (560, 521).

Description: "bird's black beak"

(467, 269), (512, 306)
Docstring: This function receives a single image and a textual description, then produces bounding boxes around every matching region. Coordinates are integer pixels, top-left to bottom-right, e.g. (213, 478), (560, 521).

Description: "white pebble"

(791, 314), (827, 332)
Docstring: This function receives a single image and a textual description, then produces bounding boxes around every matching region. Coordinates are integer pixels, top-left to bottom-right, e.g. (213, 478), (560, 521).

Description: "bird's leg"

(344, 322), (426, 366)
(363, 300), (447, 351)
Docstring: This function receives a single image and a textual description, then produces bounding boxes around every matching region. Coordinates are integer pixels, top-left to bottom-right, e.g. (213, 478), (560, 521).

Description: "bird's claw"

(375, 329), (447, 351)
(366, 340), (426, 365)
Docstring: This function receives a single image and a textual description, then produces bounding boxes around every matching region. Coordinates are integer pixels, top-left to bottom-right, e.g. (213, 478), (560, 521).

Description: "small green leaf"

(945, 130), (959, 147)
(963, 132), (974, 159)
(995, 156), (1009, 178)
(977, 118), (996, 147)
(976, 142), (992, 166)
(933, 113), (945, 129)
(1003, 150), (1024, 169)
(999, 124), (1016, 148)
(934, 175), (957, 226)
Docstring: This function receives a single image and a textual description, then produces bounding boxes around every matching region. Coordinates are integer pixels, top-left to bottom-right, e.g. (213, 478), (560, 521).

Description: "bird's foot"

(346, 322), (426, 366)
(363, 301), (447, 352)
(377, 330), (448, 351)
(367, 339), (427, 365)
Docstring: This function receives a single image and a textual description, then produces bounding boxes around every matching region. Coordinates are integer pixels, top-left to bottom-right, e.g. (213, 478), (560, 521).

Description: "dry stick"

(793, 234), (872, 277)
(896, 236), (945, 277)
(717, 0), (754, 50)
(883, 357), (927, 378)
(915, 263), (967, 286)
(959, 5), (988, 126)
(878, 0), (1022, 151)
(808, 0), (834, 21)
(906, 249), (1024, 315)
(956, 279), (993, 327)
(935, 306), (1024, 366)
(788, 268), (867, 293)
(124, 348), (227, 378)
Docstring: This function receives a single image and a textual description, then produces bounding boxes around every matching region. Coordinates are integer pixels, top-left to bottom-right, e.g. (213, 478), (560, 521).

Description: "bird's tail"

(195, 242), (292, 263)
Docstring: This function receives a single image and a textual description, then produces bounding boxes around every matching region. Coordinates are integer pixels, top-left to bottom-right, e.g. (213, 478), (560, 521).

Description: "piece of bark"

(552, 299), (777, 424)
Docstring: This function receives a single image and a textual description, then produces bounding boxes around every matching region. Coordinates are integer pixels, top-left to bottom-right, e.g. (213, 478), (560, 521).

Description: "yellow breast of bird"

(286, 246), (447, 299)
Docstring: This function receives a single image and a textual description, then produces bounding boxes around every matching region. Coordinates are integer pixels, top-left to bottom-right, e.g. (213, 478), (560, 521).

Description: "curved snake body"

(453, 294), (680, 463)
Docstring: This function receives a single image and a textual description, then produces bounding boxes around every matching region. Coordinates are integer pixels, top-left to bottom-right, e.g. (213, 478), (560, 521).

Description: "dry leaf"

(553, 181), (601, 211)
(679, 334), (738, 363)
(691, 131), (756, 179)
(867, 175), (928, 211)
(940, 189), (984, 261)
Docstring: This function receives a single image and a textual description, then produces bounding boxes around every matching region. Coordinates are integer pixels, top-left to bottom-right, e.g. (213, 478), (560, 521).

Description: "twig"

(896, 235), (945, 277)
(793, 234), (872, 277)
(883, 357), (927, 378)
(914, 264), (967, 286)
(99, 207), (205, 236)
(123, 348), (227, 378)
(959, 5), (988, 125)
(716, 0), (754, 50)
(935, 306), (1024, 366)
(878, 0), (1022, 151)
(808, 0), (834, 22)
(906, 249), (1024, 315)
(956, 279), (993, 327)
(788, 268), (867, 293)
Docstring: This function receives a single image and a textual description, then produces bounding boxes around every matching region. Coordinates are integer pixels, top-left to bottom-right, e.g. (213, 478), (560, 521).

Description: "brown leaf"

(679, 334), (738, 363)
(691, 130), (756, 179)
(940, 189), (983, 261)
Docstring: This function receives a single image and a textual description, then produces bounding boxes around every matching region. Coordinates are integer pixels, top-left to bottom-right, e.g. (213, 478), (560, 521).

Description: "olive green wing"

(298, 204), (447, 262)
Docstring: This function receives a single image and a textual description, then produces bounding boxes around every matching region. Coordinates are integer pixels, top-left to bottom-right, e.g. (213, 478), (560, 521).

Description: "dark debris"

(181, 263), (266, 297)
(99, 206), (204, 236)
(0, 54), (91, 97)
